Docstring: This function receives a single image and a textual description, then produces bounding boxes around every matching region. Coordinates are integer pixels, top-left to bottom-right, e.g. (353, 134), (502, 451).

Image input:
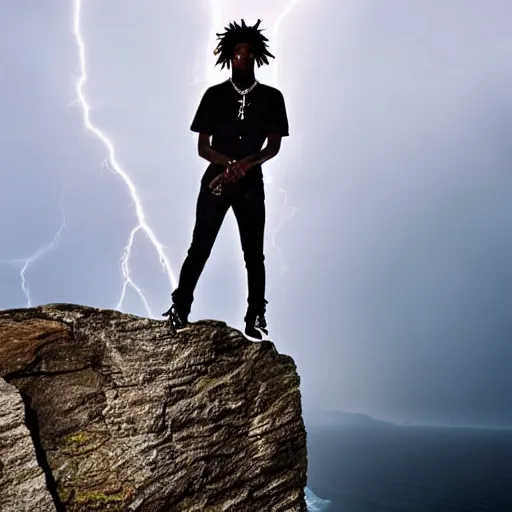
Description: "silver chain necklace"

(229, 78), (258, 120)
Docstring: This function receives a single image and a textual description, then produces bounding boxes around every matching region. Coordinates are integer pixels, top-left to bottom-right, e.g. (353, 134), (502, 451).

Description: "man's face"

(232, 42), (255, 70)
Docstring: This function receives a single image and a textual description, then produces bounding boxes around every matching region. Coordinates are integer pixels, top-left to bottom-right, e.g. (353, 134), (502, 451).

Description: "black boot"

(244, 300), (268, 340)
(162, 292), (190, 332)
(162, 304), (189, 331)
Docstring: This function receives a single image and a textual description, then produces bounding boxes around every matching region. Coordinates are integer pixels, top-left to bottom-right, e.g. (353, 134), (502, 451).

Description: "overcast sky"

(1, 0), (512, 428)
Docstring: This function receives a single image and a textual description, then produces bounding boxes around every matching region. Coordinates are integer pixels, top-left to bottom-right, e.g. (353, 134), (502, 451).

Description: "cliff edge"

(0, 304), (307, 511)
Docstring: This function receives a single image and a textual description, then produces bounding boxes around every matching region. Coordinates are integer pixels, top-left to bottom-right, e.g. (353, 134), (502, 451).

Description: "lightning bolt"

(271, 0), (305, 86)
(72, 0), (177, 318)
(272, 188), (298, 275)
(269, 0), (302, 276)
(0, 191), (67, 307)
(188, 41), (211, 86)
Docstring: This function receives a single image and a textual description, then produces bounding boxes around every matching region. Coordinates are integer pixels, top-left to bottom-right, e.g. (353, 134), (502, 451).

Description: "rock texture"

(0, 304), (307, 512)
(0, 379), (56, 511)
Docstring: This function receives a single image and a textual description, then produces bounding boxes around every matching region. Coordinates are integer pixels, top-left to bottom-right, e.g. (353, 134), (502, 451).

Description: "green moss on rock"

(65, 431), (90, 445)
(74, 489), (132, 510)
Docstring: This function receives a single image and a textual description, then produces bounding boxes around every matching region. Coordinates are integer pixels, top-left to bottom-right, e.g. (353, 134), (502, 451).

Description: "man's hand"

(231, 157), (252, 180)
(208, 157), (253, 189)
(208, 161), (234, 189)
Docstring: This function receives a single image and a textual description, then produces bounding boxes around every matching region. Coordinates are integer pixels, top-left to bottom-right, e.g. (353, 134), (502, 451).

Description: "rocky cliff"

(0, 304), (307, 512)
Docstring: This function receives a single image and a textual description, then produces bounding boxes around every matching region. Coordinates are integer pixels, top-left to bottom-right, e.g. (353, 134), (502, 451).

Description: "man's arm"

(198, 133), (232, 167)
(245, 134), (282, 167)
(208, 134), (283, 188)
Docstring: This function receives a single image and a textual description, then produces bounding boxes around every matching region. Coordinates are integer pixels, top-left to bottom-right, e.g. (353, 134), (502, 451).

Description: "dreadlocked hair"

(213, 19), (275, 70)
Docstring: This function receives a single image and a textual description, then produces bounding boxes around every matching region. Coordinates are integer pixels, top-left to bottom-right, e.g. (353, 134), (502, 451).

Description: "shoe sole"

(165, 318), (191, 333)
(244, 325), (269, 341)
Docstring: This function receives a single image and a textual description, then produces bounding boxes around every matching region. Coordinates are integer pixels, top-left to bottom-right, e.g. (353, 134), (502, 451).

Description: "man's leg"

(166, 185), (230, 319)
(232, 185), (267, 337)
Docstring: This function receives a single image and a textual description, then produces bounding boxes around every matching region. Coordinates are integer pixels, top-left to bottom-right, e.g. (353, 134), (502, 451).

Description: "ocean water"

(305, 424), (512, 512)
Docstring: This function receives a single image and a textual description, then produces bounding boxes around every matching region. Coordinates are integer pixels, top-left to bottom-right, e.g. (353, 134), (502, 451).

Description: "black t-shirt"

(190, 79), (289, 188)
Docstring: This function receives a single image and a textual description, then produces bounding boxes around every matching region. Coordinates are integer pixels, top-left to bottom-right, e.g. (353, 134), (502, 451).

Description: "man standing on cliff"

(163, 19), (289, 340)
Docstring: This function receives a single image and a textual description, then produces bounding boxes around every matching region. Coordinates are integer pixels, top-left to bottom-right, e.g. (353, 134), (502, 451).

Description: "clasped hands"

(209, 157), (252, 190)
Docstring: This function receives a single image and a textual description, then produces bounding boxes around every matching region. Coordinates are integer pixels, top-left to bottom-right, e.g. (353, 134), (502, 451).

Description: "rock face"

(0, 304), (307, 512)
(0, 379), (56, 511)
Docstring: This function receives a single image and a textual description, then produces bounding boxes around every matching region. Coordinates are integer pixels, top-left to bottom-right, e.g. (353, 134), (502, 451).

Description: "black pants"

(173, 181), (266, 315)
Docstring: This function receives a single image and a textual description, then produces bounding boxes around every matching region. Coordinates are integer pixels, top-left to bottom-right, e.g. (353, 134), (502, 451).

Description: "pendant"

(237, 95), (250, 120)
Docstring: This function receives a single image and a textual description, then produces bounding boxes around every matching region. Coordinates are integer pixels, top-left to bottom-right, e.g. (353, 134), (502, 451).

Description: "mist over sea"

(306, 423), (512, 512)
